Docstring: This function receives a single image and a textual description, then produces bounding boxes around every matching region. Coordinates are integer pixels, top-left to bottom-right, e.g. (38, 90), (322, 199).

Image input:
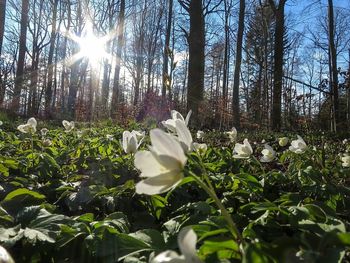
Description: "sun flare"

(77, 32), (108, 65)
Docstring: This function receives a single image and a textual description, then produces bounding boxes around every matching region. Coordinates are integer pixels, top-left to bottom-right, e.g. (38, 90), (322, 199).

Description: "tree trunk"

(187, 0), (205, 125)
(45, 0), (58, 117)
(0, 0), (6, 56)
(162, 0), (173, 101)
(111, 0), (125, 118)
(269, 0), (286, 131)
(232, 0), (245, 129)
(328, 0), (339, 131)
(12, 0), (29, 112)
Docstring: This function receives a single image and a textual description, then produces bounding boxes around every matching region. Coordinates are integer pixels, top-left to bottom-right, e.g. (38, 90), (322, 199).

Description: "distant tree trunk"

(0, 0), (6, 56)
(162, 0), (173, 101)
(328, 0), (339, 131)
(12, 0), (29, 112)
(269, 0), (286, 131)
(45, 0), (59, 117)
(67, 0), (83, 119)
(232, 0), (245, 129)
(222, 0), (231, 106)
(111, 0), (125, 118)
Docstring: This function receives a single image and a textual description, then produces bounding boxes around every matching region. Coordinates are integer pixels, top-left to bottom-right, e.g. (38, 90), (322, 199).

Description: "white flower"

(261, 139), (266, 144)
(122, 131), (140, 154)
(151, 227), (202, 263)
(0, 121), (2, 126)
(0, 245), (14, 263)
(42, 138), (52, 147)
(341, 155), (350, 168)
(162, 110), (192, 132)
(131, 130), (145, 141)
(17, 117), (37, 133)
(40, 128), (49, 136)
(175, 119), (193, 153)
(62, 120), (75, 132)
(135, 129), (187, 195)
(278, 137), (288, 147)
(289, 135), (307, 154)
(343, 139), (348, 144)
(260, 144), (276, 162)
(106, 134), (114, 140)
(193, 143), (207, 155)
(233, 138), (253, 159)
(226, 127), (237, 142)
(196, 130), (205, 140)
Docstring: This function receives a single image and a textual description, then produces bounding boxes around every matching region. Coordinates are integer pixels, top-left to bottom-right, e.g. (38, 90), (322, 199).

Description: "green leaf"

(3, 188), (45, 202)
(23, 227), (55, 244)
(129, 229), (165, 251)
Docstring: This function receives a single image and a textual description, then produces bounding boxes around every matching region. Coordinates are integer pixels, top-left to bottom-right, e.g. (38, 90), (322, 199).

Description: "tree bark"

(328, 0), (339, 131)
(12, 0), (29, 112)
(111, 0), (125, 118)
(232, 0), (245, 129)
(269, 0), (286, 131)
(45, 0), (59, 117)
(162, 0), (173, 101)
(186, 0), (205, 125)
(0, 0), (6, 56)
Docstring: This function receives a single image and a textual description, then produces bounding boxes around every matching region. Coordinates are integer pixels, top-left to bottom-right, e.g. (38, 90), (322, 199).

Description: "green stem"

(30, 134), (34, 168)
(189, 171), (244, 247)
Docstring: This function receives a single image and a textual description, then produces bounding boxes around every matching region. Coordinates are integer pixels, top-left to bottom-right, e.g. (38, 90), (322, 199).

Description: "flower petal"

(175, 119), (193, 152)
(135, 170), (183, 195)
(135, 151), (167, 177)
(178, 227), (201, 262)
(150, 129), (186, 165)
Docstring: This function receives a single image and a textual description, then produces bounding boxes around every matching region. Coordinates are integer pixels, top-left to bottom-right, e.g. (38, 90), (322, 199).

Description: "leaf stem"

(189, 171), (245, 248)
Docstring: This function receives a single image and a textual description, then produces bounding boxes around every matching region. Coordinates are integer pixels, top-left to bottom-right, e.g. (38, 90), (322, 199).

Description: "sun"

(61, 22), (113, 69)
(77, 29), (109, 65)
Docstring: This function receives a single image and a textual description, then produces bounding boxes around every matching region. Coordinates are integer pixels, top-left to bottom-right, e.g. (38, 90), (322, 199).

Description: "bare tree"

(12, 0), (29, 112)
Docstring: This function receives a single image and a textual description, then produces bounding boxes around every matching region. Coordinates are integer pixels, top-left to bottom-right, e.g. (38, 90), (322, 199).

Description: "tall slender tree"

(162, 0), (173, 100)
(269, 0), (287, 131)
(12, 0), (30, 112)
(0, 0), (6, 56)
(327, 0), (339, 131)
(111, 0), (125, 118)
(232, 0), (245, 128)
(178, 0), (205, 125)
(45, 0), (59, 117)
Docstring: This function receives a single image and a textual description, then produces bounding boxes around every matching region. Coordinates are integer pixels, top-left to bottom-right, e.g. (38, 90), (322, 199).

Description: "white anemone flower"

(193, 143), (207, 155)
(341, 155), (350, 168)
(226, 127), (237, 143)
(0, 121), (3, 126)
(151, 227), (202, 263)
(40, 128), (49, 137)
(175, 119), (193, 153)
(135, 129), (187, 195)
(278, 137), (288, 147)
(122, 130), (141, 154)
(42, 138), (52, 147)
(62, 120), (75, 132)
(260, 144), (276, 162)
(196, 130), (205, 140)
(131, 130), (145, 141)
(162, 110), (192, 132)
(17, 117), (37, 133)
(289, 135), (307, 154)
(233, 138), (253, 159)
